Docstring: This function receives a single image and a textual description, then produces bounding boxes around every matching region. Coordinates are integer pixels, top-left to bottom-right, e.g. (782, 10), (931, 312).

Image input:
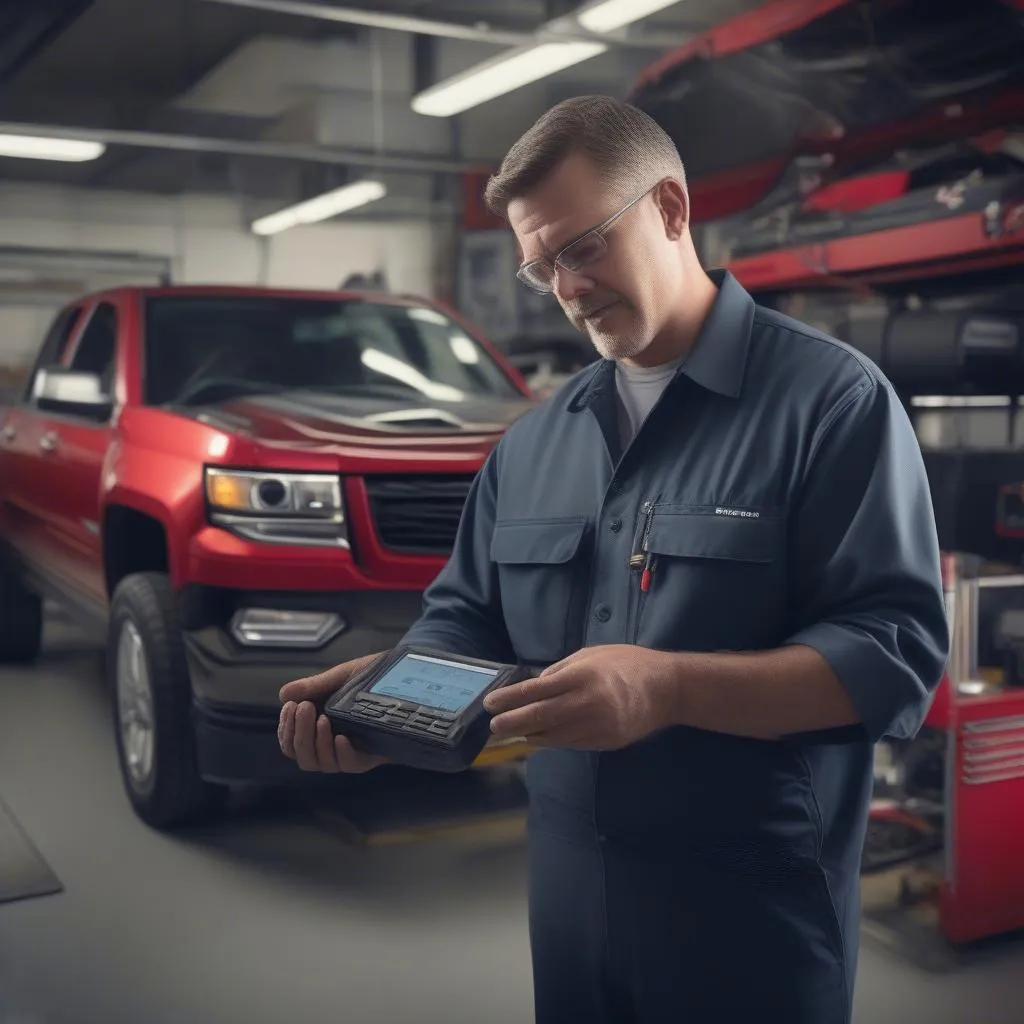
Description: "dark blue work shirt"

(400, 270), (949, 1018)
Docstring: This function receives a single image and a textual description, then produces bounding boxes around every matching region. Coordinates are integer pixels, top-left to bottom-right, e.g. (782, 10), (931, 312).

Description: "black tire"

(0, 558), (43, 664)
(109, 572), (226, 829)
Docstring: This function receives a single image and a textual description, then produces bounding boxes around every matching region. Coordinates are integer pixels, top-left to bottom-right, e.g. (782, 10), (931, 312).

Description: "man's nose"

(553, 265), (594, 304)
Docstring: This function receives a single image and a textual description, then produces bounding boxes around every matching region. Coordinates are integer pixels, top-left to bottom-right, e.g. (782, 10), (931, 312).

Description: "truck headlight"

(205, 468), (347, 547)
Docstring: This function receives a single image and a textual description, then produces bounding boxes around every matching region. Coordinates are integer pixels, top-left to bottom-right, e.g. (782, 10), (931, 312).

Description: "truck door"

(0, 306), (85, 570)
(43, 299), (120, 614)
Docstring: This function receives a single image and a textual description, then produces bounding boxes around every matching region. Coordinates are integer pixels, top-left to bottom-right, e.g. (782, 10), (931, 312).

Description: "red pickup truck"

(0, 286), (535, 829)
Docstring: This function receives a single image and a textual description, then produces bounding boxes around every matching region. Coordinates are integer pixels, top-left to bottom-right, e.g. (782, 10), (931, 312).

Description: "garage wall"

(0, 181), (438, 392)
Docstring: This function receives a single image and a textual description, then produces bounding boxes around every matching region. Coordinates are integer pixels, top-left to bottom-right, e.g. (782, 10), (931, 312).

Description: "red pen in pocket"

(640, 554), (658, 593)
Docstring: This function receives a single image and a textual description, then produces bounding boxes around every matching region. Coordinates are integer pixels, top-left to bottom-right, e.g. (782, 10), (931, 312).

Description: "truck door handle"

(0, 425), (15, 442)
(39, 432), (58, 453)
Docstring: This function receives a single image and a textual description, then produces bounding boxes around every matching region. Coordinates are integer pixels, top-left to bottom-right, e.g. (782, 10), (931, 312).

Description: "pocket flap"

(491, 518), (588, 565)
(646, 512), (781, 564)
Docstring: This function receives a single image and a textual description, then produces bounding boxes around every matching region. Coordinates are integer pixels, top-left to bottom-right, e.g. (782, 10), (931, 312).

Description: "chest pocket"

(491, 517), (589, 665)
(637, 508), (787, 651)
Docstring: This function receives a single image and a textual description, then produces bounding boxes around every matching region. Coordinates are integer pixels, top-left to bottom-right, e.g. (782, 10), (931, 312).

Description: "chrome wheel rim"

(116, 620), (155, 787)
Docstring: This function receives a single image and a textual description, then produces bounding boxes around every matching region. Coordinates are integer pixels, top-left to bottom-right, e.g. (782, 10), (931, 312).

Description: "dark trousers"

(527, 826), (852, 1024)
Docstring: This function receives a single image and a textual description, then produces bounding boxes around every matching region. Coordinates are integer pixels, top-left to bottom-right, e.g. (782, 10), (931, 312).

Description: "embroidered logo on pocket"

(714, 507), (760, 519)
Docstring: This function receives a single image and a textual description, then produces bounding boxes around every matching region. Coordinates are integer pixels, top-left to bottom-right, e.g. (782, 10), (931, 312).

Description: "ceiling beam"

(0, 121), (481, 174)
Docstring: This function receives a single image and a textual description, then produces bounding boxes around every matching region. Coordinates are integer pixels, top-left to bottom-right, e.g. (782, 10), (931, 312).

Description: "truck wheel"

(109, 572), (226, 829)
(0, 560), (43, 664)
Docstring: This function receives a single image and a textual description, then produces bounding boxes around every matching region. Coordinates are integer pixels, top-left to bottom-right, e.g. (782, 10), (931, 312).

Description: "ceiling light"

(252, 180), (387, 236)
(577, 0), (683, 33)
(412, 40), (607, 118)
(0, 133), (105, 162)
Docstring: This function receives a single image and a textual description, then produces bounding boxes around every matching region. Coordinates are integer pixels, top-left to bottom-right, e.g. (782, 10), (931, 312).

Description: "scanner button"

(429, 721), (450, 734)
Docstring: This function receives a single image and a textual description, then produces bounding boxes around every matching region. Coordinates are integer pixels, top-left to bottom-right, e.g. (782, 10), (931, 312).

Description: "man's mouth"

(582, 300), (619, 321)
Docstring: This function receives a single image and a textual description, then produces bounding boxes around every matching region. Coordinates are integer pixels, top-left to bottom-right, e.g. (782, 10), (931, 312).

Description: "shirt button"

(594, 605), (611, 623)
(609, 517), (622, 533)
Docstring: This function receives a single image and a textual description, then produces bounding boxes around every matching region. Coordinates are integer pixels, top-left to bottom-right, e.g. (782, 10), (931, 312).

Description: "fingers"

(293, 701), (328, 771)
(490, 694), (574, 740)
(279, 664), (349, 705)
(539, 648), (588, 676)
(278, 652), (382, 705)
(484, 669), (580, 715)
(278, 701), (297, 759)
(278, 699), (389, 774)
(314, 713), (342, 773)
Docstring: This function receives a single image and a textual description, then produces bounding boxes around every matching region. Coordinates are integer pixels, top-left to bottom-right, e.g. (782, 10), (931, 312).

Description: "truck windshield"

(143, 295), (522, 407)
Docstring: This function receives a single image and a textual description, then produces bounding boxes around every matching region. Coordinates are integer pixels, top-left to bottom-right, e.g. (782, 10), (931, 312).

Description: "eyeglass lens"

(520, 232), (609, 293)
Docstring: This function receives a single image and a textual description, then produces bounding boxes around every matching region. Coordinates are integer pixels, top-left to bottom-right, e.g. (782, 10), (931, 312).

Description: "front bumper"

(182, 586), (419, 782)
(180, 585), (529, 783)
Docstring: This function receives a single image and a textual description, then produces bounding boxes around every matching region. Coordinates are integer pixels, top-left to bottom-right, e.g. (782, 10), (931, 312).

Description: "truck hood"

(182, 389), (536, 459)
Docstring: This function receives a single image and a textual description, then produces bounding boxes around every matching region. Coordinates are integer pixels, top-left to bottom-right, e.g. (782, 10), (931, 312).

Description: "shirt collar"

(569, 269), (755, 411)
(679, 269), (755, 399)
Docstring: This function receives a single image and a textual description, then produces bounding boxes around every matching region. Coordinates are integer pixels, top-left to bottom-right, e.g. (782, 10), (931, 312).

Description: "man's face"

(507, 152), (678, 362)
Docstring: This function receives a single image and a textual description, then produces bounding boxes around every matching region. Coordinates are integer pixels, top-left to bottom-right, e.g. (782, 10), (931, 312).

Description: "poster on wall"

(457, 231), (519, 343)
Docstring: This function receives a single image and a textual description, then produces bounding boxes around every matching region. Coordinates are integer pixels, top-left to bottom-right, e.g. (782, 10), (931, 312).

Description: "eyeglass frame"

(514, 182), (660, 295)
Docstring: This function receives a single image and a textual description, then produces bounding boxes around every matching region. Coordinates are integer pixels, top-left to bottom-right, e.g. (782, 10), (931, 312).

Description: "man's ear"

(657, 179), (689, 241)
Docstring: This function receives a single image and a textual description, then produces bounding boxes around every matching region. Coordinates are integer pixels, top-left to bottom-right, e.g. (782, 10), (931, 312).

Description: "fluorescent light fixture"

(0, 133), (105, 163)
(252, 179), (386, 236)
(911, 395), (1012, 408)
(577, 0), (683, 33)
(412, 40), (607, 118)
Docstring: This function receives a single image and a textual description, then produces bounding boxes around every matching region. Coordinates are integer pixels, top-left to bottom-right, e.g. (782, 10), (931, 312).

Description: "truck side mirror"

(35, 368), (113, 421)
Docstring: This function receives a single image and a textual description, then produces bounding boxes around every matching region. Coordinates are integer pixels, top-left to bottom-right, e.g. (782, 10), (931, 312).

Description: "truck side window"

(69, 302), (118, 403)
(23, 306), (82, 403)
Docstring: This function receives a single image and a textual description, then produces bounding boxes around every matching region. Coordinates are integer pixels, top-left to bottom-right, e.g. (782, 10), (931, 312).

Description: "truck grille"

(365, 475), (476, 554)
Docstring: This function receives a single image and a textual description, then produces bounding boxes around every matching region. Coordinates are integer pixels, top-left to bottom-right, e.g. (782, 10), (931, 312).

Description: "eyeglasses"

(515, 184), (657, 295)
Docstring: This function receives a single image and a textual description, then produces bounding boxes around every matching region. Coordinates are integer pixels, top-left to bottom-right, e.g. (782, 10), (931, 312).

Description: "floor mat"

(0, 796), (62, 904)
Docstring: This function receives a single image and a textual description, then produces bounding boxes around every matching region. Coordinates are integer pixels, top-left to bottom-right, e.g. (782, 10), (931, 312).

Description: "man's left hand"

(483, 645), (669, 750)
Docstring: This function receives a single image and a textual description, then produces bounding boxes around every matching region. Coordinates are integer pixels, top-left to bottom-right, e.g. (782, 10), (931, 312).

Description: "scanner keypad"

(349, 698), (454, 737)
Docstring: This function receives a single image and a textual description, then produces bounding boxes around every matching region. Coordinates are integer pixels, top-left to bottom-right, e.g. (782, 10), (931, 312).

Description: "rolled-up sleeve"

(784, 378), (950, 742)
(398, 445), (515, 663)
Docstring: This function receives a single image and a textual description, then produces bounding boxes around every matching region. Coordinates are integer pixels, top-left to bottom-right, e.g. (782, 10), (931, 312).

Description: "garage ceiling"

(0, 0), (761, 213)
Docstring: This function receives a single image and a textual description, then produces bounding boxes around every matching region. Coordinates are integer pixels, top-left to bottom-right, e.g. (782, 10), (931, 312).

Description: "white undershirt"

(615, 355), (684, 446)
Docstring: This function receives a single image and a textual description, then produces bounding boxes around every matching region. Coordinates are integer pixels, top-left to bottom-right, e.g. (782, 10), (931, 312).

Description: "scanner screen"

(369, 653), (500, 713)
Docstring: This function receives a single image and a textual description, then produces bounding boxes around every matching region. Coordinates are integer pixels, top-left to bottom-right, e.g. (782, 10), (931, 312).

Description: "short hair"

(483, 95), (687, 218)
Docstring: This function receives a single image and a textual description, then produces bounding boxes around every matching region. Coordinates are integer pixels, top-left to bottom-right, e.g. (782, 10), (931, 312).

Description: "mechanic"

(278, 95), (950, 1023)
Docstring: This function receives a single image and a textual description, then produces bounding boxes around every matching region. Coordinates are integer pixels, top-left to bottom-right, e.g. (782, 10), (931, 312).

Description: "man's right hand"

(278, 653), (391, 773)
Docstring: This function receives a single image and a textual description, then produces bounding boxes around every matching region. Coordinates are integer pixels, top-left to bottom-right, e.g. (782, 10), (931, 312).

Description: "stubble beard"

(585, 312), (650, 362)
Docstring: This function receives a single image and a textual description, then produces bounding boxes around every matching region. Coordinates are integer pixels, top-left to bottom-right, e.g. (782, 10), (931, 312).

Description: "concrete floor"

(2, 619), (1023, 1024)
